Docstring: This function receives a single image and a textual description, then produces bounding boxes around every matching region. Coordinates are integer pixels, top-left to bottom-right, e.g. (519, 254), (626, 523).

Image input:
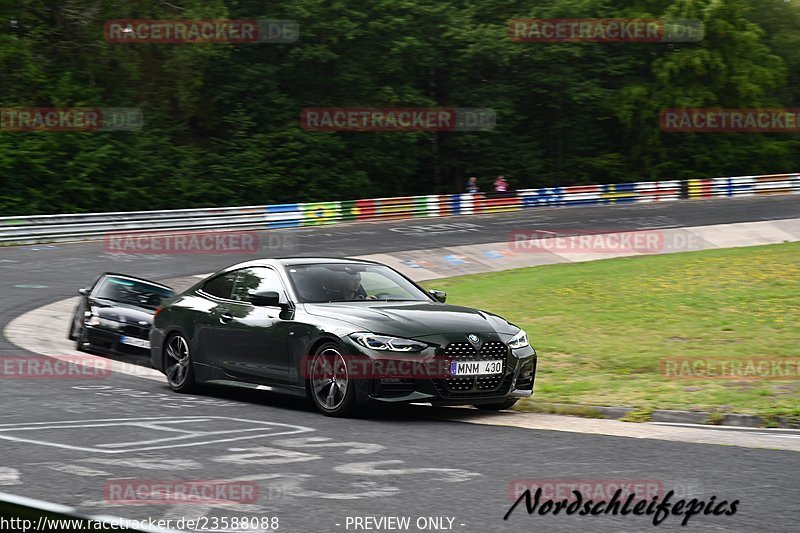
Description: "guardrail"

(1, 173), (797, 244)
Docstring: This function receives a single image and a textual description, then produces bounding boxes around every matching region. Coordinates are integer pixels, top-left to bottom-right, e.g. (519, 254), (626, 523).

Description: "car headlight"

(350, 333), (427, 352)
(508, 329), (529, 349)
(84, 311), (101, 326)
(85, 311), (120, 329)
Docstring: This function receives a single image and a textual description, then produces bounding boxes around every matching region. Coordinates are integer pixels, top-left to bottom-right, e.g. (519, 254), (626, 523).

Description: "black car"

(69, 273), (176, 355)
(150, 258), (536, 416)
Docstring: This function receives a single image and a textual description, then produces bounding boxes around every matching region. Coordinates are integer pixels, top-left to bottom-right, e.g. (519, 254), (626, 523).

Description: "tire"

(307, 341), (357, 417)
(74, 325), (87, 351)
(474, 399), (518, 411)
(164, 333), (196, 393)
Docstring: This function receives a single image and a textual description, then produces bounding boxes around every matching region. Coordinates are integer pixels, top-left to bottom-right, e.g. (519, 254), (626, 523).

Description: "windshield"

(93, 276), (175, 309)
(287, 264), (431, 303)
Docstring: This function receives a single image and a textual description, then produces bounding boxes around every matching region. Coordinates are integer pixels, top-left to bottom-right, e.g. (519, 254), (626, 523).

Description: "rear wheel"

(308, 342), (357, 417)
(474, 399), (518, 411)
(164, 333), (195, 393)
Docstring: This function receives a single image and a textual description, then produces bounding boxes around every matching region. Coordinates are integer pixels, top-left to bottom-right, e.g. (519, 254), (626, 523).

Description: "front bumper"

(341, 333), (536, 406)
(82, 325), (151, 356)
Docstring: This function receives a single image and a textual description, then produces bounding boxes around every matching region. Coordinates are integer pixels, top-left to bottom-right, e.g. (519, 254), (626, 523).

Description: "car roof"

(214, 257), (382, 274)
(276, 257), (381, 267)
(220, 257), (380, 271)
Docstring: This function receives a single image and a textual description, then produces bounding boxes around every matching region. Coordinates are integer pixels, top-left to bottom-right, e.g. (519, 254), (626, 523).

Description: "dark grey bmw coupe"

(150, 258), (536, 416)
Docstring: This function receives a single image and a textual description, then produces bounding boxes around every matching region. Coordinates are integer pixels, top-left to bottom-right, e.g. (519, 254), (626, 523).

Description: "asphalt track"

(1, 195), (799, 533)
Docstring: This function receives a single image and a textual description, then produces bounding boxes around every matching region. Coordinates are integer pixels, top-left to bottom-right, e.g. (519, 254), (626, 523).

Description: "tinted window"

(93, 276), (175, 309)
(286, 263), (429, 303)
(232, 267), (285, 302)
(201, 272), (237, 299)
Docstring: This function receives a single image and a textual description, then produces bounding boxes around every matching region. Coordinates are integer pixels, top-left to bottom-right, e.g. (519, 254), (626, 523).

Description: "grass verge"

(422, 242), (800, 418)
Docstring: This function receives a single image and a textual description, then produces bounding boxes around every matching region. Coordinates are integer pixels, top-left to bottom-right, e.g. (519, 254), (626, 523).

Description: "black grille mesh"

(440, 340), (508, 393)
(121, 322), (150, 337)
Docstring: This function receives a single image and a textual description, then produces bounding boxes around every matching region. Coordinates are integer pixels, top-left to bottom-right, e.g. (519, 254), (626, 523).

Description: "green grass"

(422, 242), (800, 418)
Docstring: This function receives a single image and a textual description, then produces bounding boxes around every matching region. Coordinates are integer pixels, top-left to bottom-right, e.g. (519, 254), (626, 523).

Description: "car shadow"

(81, 348), (153, 369)
(145, 378), (500, 422)
(97, 352), (516, 422)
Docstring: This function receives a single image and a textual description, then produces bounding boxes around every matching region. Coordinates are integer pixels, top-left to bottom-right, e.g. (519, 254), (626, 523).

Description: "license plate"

(121, 336), (150, 349)
(450, 360), (503, 376)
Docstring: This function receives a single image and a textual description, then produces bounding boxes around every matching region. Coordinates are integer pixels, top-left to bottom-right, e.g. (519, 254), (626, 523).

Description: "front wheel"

(474, 399), (518, 411)
(307, 342), (357, 417)
(164, 333), (196, 393)
(73, 325), (87, 351)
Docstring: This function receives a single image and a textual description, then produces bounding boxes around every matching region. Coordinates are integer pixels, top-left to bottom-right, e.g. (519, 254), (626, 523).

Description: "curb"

(515, 402), (800, 429)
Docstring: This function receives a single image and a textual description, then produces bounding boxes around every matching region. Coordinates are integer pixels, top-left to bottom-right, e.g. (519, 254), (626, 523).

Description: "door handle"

(219, 313), (234, 324)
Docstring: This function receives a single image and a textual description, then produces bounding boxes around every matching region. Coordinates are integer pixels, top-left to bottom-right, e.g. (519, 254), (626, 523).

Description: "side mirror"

(249, 290), (281, 307)
(249, 290), (292, 311)
(78, 288), (89, 296)
(429, 289), (447, 303)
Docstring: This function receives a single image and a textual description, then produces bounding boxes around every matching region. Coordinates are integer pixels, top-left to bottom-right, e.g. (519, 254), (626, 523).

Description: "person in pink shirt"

(493, 175), (509, 192)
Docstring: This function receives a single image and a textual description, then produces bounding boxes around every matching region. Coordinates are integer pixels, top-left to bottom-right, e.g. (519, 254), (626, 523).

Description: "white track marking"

(334, 460), (481, 483)
(0, 417), (313, 454)
(211, 446), (321, 466)
(271, 436), (385, 454)
(0, 467), (21, 485)
(81, 457), (202, 470)
(38, 463), (111, 477)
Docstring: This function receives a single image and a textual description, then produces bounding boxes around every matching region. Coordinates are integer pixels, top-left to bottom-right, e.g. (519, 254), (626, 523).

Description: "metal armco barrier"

(1, 173), (798, 244)
(687, 174), (799, 198)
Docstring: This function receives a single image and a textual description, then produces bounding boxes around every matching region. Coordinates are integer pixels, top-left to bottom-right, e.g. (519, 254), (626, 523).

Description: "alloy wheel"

(165, 334), (191, 389)
(310, 347), (350, 411)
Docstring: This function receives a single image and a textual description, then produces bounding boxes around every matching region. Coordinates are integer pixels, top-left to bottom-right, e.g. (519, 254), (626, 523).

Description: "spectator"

(466, 176), (479, 193)
(494, 175), (509, 192)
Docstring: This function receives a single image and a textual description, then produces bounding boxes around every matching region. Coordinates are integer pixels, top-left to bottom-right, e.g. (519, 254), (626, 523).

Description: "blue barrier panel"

(449, 194), (461, 215)
(265, 203), (300, 228)
(522, 187), (564, 207)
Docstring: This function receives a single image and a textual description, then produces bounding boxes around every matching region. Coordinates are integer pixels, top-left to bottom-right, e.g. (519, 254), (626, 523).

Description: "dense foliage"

(1, 0), (798, 215)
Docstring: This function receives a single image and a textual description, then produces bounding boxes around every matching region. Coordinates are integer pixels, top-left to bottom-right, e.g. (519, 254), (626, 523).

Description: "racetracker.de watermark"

(103, 230), (298, 255)
(509, 18), (703, 42)
(0, 355), (110, 379)
(0, 108), (142, 131)
(299, 355), (492, 380)
(300, 108), (496, 132)
(103, 480), (259, 504)
(661, 109), (800, 132)
(104, 19), (298, 43)
(661, 357), (800, 379)
(509, 229), (705, 254)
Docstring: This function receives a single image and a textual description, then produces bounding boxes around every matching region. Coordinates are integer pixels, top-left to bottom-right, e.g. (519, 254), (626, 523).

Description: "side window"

(201, 272), (237, 299)
(232, 267), (285, 303)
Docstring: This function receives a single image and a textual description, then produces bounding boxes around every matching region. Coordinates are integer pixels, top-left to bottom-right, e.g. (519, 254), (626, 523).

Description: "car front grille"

(437, 340), (509, 395)
(120, 323), (150, 338)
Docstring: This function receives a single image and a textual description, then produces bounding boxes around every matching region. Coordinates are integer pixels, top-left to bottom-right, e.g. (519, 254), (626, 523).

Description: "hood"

(302, 301), (515, 337)
(90, 299), (155, 326)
